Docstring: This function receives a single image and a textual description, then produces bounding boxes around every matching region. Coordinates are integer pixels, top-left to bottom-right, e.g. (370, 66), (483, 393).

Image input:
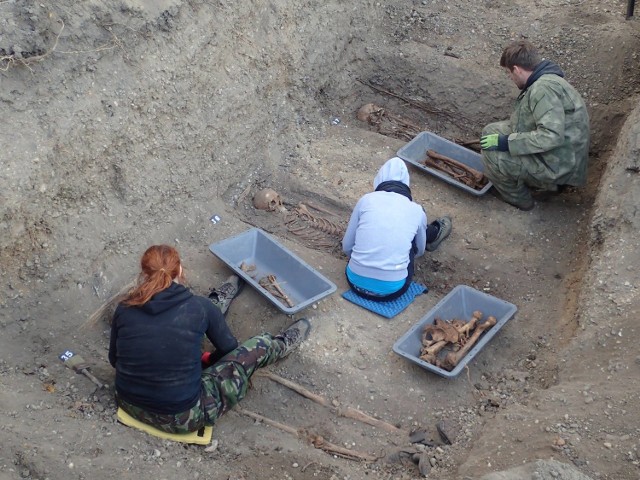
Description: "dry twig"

(234, 407), (378, 462)
(258, 371), (405, 435)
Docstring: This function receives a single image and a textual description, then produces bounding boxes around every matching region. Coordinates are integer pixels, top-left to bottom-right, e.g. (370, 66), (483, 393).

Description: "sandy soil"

(1, 0), (640, 479)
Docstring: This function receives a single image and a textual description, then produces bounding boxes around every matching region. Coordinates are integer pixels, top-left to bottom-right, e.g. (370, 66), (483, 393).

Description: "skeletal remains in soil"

(253, 188), (286, 213)
(356, 102), (481, 153)
(424, 150), (488, 190)
(285, 203), (346, 251)
(419, 310), (497, 371)
(357, 103), (423, 141)
(253, 188), (346, 251)
(357, 102), (488, 189)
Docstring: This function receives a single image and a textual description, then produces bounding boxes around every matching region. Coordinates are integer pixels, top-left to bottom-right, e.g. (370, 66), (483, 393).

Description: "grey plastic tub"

(396, 131), (492, 196)
(209, 228), (337, 315)
(392, 285), (517, 378)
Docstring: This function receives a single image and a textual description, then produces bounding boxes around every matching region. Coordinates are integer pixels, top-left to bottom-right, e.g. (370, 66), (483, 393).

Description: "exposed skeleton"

(250, 187), (347, 252)
(357, 103), (422, 141)
(282, 202), (346, 253)
(357, 102), (481, 152)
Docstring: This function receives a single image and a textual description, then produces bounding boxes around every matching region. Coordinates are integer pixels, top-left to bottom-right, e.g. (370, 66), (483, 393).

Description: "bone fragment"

(419, 339), (448, 364)
(240, 261), (256, 273)
(426, 150), (485, 183)
(421, 318), (460, 347)
(259, 274), (295, 307)
(455, 310), (483, 343)
(439, 316), (497, 371)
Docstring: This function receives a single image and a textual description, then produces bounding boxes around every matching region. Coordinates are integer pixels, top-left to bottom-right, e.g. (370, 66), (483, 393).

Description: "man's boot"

(275, 318), (311, 358)
(490, 187), (535, 211)
(208, 275), (245, 315)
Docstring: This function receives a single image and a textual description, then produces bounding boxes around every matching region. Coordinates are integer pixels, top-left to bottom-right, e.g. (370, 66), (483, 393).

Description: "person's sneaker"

(276, 318), (311, 358)
(208, 275), (245, 315)
(426, 216), (452, 252)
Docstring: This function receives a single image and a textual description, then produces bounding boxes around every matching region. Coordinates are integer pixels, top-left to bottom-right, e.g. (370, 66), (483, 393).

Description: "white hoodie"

(342, 157), (428, 282)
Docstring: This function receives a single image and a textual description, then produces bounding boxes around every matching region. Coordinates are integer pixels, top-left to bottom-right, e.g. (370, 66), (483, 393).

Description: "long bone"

(419, 340), (449, 365)
(438, 316), (497, 371)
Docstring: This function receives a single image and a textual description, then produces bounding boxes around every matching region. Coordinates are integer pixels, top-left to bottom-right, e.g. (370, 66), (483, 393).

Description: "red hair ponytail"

(123, 245), (184, 306)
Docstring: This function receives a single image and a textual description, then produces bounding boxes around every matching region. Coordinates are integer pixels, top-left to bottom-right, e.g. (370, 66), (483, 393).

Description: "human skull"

(357, 103), (383, 123)
(253, 188), (284, 212)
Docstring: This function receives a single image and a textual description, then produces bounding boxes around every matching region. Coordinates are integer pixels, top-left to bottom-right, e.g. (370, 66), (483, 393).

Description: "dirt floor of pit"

(2, 1), (640, 479)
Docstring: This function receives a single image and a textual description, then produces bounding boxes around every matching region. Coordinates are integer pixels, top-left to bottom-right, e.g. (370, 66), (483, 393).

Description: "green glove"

(480, 134), (509, 151)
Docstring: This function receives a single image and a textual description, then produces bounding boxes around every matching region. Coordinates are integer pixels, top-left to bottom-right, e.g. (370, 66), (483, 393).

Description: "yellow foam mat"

(117, 407), (213, 445)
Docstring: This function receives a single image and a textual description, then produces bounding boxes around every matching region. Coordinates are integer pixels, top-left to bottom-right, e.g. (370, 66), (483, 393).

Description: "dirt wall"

(2, 1), (640, 479)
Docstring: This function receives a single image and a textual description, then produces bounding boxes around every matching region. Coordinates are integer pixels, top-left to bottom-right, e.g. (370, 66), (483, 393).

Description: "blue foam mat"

(342, 282), (428, 319)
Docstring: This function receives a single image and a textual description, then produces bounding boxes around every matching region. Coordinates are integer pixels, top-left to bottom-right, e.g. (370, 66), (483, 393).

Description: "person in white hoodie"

(342, 157), (452, 301)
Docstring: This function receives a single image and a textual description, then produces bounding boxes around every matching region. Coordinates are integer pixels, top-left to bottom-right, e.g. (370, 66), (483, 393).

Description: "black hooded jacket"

(519, 60), (565, 97)
(108, 283), (238, 414)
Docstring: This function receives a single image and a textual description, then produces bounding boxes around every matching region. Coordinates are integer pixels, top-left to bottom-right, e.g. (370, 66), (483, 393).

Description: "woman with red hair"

(108, 244), (310, 433)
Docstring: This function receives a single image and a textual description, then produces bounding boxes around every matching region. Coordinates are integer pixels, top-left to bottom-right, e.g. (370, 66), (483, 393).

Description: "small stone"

(604, 442), (612, 449)
(436, 418), (458, 444)
(418, 451), (431, 476)
(204, 439), (219, 453)
(292, 462), (299, 468)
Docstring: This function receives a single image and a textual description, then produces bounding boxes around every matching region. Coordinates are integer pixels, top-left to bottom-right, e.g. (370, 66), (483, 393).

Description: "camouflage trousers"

(481, 121), (560, 208)
(117, 333), (285, 434)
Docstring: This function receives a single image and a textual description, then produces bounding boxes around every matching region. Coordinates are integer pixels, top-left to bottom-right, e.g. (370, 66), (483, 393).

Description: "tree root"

(257, 371), (405, 435)
(234, 407), (378, 462)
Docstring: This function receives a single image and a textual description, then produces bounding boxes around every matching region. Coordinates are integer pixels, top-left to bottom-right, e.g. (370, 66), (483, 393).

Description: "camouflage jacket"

(507, 67), (590, 186)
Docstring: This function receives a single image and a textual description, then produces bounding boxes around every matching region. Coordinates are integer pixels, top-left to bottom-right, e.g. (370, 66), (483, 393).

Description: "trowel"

(59, 350), (106, 389)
